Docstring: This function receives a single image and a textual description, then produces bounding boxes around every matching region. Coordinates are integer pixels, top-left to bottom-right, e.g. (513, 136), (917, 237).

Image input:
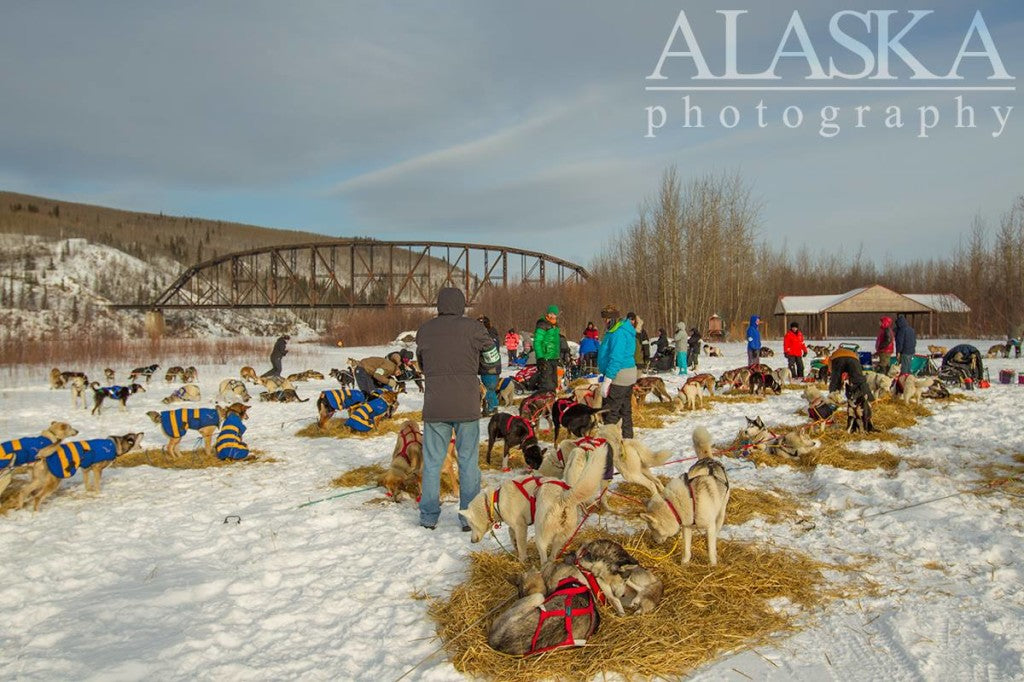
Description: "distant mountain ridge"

(0, 191), (333, 269)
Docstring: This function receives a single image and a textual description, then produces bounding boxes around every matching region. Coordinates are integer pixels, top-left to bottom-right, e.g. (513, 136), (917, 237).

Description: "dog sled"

(513, 364), (539, 393)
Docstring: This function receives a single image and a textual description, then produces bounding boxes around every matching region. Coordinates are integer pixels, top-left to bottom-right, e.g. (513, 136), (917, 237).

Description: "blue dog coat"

(160, 408), (220, 438)
(215, 412), (249, 460)
(320, 387), (365, 411)
(44, 439), (118, 479)
(345, 397), (390, 432)
(1, 436), (56, 469)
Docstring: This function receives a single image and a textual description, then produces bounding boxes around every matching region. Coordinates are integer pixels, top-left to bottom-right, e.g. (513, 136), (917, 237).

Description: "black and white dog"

(90, 382), (146, 415)
(486, 412), (546, 471)
(845, 381), (875, 433)
(549, 398), (606, 443)
(128, 364), (160, 383)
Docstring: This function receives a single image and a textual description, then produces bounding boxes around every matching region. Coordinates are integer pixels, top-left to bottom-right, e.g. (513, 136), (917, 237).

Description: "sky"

(1, 1), (1021, 268)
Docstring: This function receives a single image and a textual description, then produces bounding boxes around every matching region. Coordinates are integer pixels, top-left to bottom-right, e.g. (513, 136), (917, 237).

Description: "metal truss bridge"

(115, 240), (589, 309)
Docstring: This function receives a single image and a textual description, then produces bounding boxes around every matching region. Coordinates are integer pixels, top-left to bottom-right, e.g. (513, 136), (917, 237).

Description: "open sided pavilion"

(774, 284), (970, 339)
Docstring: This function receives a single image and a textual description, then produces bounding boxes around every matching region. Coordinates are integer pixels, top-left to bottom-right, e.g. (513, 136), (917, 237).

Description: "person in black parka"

(261, 335), (290, 378)
(416, 288), (494, 531)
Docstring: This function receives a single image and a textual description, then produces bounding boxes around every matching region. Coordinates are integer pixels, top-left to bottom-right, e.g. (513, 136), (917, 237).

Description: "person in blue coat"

(578, 331), (600, 372)
(746, 315), (762, 366)
(597, 304), (637, 438)
(893, 314), (917, 375)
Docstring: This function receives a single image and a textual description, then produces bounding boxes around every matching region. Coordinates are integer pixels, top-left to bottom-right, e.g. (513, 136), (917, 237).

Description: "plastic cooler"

(858, 351), (873, 367)
(999, 369), (1015, 384)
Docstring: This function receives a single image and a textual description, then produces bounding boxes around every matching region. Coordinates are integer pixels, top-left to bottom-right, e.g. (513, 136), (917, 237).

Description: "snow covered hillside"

(0, 234), (315, 338)
(0, 340), (1022, 680)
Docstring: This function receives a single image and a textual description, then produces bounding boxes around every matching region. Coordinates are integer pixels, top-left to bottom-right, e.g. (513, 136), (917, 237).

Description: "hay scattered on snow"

(971, 453), (1024, 508)
(112, 448), (277, 470)
(708, 393), (769, 404)
(331, 460), (459, 500)
(295, 410), (423, 439)
(631, 401), (678, 429)
(331, 464), (387, 488)
(606, 481), (802, 526)
(428, 529), (856, 681)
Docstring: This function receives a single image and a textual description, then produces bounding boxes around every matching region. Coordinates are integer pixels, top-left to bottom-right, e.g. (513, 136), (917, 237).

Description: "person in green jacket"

(534, 305), (561, 392)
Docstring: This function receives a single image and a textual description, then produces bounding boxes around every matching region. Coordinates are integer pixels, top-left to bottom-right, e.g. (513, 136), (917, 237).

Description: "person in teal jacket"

(597, 304), (638, 438)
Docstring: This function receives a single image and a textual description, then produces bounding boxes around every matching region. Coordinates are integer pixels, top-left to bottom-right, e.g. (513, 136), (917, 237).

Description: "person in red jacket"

(783, 321), (807, 379)
(504, 328), (521, 363)
(875, 316), (895, 372)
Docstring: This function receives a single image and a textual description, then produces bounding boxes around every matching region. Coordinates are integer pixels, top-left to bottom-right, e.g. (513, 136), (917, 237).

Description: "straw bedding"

(726, 398), (937, 471)
(331, 461), (459, 500)
(112, 447), (276, 469)
(428, 528), (851, 681)
(971, 454), (1024, 508)
(295, 410), (423, 439)
(0, 448), (276, 513)
(607, 481), (802, 526)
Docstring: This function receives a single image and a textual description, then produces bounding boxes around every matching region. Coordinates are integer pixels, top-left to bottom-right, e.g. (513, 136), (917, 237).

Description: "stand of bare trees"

(488, 169), (1023, 341)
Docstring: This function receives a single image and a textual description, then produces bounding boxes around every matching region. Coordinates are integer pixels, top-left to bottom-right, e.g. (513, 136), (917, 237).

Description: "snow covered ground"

(1, 339), (1022, 681)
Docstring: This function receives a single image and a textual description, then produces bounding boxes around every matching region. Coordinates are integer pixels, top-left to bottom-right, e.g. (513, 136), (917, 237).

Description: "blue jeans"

(481, 374), (499, 411)
(419, 420), (481, 527)
(899, 353), (913, 375)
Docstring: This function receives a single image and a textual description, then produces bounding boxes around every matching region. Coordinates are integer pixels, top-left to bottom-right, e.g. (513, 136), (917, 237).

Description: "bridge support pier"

(145, 309), (166, 339)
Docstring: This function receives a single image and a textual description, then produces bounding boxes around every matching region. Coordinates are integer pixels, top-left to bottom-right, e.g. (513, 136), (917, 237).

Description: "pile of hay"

(972, 454), (1024, 508)
(632, 401), (678, 429)
(739, 430), (902, 472)
(112, 448), (275, 470)
(295, 411), (423, 439)
(870, 400), (931, 430)
(428, 529), (850, 681)
(605, 482), (802, 526)
(478, 441), (529, 472)
(708, 393), (767, 404)
(332, 464), (387, 488)
(331, 461), (459, 501)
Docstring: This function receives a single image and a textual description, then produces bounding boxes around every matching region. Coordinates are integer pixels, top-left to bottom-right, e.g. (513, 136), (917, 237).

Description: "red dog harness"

(505, 414), (535, 442)
(574, 436), (606, 451)
(487, 476), (570, 527)
(526, 577), (598, 656)
(573, 562), (607, 606)
(553, 397), (576, 423)
(395, 428), (422, 465)
(664, 495), (685, 528)
(512, 476), (570, 521)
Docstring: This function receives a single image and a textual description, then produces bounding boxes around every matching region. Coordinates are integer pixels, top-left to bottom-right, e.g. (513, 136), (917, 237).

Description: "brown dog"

(379, 421), (458, 501)
(571, 382), (603, 408)
(519, 391), (556, 428)
(685, 373), (716, 396)
(146, 403), (249, 457)
(633, 376), (672, 404)
(15, 432), (145, 511)
(240, 366), (260, 384)
(1, 421), (80, 499)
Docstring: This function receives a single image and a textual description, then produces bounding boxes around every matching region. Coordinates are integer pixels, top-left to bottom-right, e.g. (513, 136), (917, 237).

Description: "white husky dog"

(463, 443), (605, 565)
(863, 370), (894, 395)
(594, 422), (672, 499)
(641, 426), (730, 566)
